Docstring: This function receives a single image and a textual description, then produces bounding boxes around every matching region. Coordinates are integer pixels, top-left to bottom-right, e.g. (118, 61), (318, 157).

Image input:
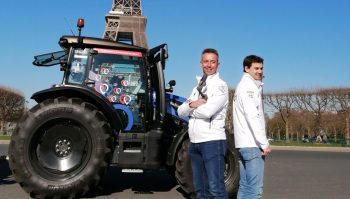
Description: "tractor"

(9, 17), (239, 199)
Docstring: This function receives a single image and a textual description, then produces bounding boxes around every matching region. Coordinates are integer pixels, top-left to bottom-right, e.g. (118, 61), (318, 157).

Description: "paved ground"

(1, 143), (350, 199)
(271, 145), (350, 152)
(2, 139), (350, 153)
(263, 149), (350, 199)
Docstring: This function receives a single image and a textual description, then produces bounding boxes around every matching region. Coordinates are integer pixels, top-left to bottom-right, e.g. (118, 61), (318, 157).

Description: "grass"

(271, 140), (348, 148)
(0, 135), (10, 140)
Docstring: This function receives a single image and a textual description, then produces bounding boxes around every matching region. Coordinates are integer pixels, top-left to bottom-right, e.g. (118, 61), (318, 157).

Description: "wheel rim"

(30, 118), (91, 177)
(224, 151), (236, 183)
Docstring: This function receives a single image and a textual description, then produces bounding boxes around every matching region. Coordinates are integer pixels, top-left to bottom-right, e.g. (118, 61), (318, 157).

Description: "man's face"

(200, 53), (220, 76)
(245, 62), (263, 80)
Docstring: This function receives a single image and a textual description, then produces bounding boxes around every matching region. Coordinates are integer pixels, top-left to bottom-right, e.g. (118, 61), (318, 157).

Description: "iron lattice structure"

(103, 0), (148, 48)
(111, 0), (142, 16)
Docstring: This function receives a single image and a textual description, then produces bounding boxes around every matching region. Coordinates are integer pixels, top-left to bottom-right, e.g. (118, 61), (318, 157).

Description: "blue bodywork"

(165, 93), (189, 123)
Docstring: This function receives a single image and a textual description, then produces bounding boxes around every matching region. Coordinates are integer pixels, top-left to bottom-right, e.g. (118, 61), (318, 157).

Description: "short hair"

(202, 48), (219, 59)
(243, 55), (264, 72)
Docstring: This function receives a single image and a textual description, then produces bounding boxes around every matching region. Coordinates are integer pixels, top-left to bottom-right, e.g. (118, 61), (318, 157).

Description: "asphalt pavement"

(1, 142), (350, 199)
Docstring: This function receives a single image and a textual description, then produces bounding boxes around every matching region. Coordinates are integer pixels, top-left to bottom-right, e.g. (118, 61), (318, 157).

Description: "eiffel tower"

(103, 0), (148, 48)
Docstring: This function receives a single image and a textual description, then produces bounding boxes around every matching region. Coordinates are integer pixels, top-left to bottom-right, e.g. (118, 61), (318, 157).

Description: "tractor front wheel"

(9, 97), (113, 199)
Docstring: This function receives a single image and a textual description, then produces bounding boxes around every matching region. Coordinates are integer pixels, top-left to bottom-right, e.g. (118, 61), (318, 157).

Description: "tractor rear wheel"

(175, 139), (195, 198)
(175, 135), (239, 198)
(9, 97), (113, 199)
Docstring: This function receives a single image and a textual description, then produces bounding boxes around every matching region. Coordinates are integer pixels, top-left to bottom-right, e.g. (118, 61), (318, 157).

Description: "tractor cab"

(33, 34), (170, 134)
(64, 45), (148, 132)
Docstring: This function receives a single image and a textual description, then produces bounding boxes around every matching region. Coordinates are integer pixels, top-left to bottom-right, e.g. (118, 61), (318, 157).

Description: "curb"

(0, 140), (10, 144)
(271, 145), (350, 152)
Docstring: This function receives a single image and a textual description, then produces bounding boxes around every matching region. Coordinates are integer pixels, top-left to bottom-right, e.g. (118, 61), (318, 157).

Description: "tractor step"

(121, 169), (144, 173)
(123, 149), (142, 153)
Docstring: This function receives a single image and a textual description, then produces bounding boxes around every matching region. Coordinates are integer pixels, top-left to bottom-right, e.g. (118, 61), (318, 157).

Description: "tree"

(264, 87), (350, 144)
(293, 88), (331, 136)
(266, 113), (285, 141)
(290, 110), (314, 142)
(0, 86), (25, 133)
(328, 88), (350, 144)
(265, 91), (296, 142)
(322, 111), (344, 142)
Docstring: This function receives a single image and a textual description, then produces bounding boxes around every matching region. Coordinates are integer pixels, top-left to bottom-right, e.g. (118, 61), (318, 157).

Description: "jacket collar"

(243, 73), (264, 88)
(196, 72), (219, 83)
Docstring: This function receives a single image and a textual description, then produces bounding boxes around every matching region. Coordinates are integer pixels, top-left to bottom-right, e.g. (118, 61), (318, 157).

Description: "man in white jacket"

(178, 48), (229, 199)
(233, 55), (271, 199)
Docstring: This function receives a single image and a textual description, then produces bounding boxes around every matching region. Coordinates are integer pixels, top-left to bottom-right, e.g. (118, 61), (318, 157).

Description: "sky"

(1, 0), (349, 108)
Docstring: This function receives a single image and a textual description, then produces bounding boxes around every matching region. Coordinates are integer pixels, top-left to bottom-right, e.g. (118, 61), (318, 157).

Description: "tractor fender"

(31, 85), (124, 132)
(166, 126), (188, 165)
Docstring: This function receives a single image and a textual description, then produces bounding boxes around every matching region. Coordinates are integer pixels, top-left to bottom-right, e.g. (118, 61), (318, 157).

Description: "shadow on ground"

(84, 166), (191, 198)
(0, 158), (191, 198)
(0, 157), (16, 185)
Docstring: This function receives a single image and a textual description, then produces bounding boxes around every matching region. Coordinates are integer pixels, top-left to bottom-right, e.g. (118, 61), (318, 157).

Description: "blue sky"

(1, 0), (349, 108)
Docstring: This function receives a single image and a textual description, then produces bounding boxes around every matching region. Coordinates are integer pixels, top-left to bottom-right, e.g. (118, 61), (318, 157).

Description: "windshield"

(90, 48), (146, 131)
(67, 49), (89, 84)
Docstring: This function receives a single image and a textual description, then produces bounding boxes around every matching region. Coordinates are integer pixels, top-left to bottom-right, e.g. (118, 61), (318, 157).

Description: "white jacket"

(233, 73), (269, 149)
(178, 73), (228, 143)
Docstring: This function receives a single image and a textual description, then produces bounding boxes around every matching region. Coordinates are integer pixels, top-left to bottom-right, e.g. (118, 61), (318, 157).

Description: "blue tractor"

(8, 19), (239, 198)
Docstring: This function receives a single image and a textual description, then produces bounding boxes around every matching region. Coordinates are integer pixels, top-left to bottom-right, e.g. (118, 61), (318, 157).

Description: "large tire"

(175, 139), (195, 198)
(225, 133), (240, 198)
(175, 135), (239, 198)
(9, 97), (113, 199)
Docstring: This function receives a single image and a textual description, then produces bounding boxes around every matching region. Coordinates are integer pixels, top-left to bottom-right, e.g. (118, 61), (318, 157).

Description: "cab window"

(67, 49), (89, 84)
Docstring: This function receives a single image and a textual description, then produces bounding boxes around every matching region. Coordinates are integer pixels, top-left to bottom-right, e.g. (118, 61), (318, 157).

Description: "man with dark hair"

(178, 48), (229, 198)
(233, 54), (271, 199)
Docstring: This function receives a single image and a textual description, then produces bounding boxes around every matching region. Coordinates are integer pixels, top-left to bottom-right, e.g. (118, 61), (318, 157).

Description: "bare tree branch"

(0, 86), (25, 133)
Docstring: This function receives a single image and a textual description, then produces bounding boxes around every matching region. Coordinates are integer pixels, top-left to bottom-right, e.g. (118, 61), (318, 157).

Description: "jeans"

(188, 140), (228, 199)
(237, 147), (265, 199)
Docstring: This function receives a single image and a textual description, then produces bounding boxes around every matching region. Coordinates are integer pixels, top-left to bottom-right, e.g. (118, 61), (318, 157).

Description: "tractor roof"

(59, 36), (148, 53)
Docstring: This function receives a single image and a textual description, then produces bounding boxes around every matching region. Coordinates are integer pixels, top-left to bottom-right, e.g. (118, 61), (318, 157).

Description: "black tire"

(9, 97), (113, 199)
(225, 132), (240, 198)
(175, 139), (195, 199)
(175, 135), (239, 199)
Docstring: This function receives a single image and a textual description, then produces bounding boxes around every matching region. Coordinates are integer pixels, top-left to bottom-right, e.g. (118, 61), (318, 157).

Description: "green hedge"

(271, 140), (349, 147)
(0, 135), (10, 140)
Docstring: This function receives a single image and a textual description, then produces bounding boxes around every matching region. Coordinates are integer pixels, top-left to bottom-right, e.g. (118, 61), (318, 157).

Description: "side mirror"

(160, 48), (168, 69)
(168, 80), (176, 87)
(165, 80), (176, 93)
(60, 59), (68, 71)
